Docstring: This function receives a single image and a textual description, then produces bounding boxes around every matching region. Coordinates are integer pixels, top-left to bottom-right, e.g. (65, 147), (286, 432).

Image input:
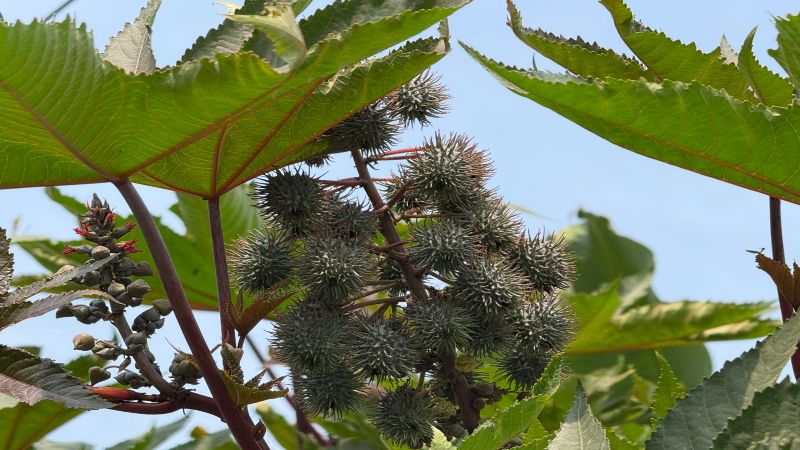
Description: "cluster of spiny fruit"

(229, 72), (577, 448)
(57, 195), (201, 389)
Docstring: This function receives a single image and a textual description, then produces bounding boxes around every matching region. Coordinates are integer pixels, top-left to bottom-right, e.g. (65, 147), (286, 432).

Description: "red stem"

(114, 180), (268, 450)
(769, 197), (800, 378)
(208, 197), (236, 347)
(111, 392), (221, 418)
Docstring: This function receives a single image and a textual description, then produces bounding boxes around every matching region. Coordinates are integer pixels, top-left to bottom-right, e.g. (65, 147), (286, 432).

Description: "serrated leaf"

(739, 28), (793, 106)
(711, 379), (800, 449)
(107, 417), (187, 450)
(102, 0), (162, 74)
(0, 0), (460, 196)
(755, 251), (800, 309)
(461, 355), (566, 450)
(548, 384), (610, 450)
(650, 352), (684, 423)
(6, 254), (119, 304)
(429, 428), (457, 450)
(227, 4), (306, 70)
(220, 369), (287, 405)
(599, 0), (751, 100)
(462, 46), (800, 205)
(0, 289), (115, 331)
(168, 429), (238, 450)
(606, 431), (641, 450)
(227, 287), (293, 342)
(718, 35), (738, 65)
(0, 397), (86, 450)
(507, 1), (648, 80)
(769, 13), (800, 90)
(0, 228), (12, 299)
(0, 346), (110, 409)
(647, 311), (800, 449)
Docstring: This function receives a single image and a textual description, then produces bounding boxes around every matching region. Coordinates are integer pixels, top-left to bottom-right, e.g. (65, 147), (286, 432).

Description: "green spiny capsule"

(298, 236), (372, 305)
(350, 319), (417, 382)
(509, 294), (575, 354)
(405, 295), (475, 354)
(382, 170), (422, 214)
(252, 169), (326, 236)
(326, 104), (399, 155)
(454, 257), (530, 315)
(72, 333), (95, 351)
(372, 387), (435, 449)
(497, 346), (551, 391)
(460, 198), (523, 252)
(324, 195), (377, 243)
(377, 258), (409, 297)
(294, 366), (361, 418)
(404, 133), (491, 209)
(387, 71), (449, 127)
(464, 310), (511, 357)
(229, 229), (293, 294)
(508, 232), (576, 293)
(409, 221), (476, 276)
(273, 301), (353, 373)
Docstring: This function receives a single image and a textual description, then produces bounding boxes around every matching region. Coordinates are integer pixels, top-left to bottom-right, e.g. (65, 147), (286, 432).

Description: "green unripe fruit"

(273, 301), (353, 373)
(508, 232), (576, 294)
(294, 366), (361, 418)
(72, 333), (95, 351)
(298, 236), (371, 305)
(326, 104), (399, 155)
(350, 319), (416, 382)
(464, 311), (511, 356)
(372, 387), (435, 449)
(461, 199), (522, 252)
(509, 294), (575, 354)
(252, 169), (326, 236)
(409, 221), (475, 276)
(229, 229), (292, 294)
(498, 347), (550, 390)
(405, 295), (475, 354)
(388, 71), (449, 127)
(454, 257), (529, 315)
(324, 195), (377, 242)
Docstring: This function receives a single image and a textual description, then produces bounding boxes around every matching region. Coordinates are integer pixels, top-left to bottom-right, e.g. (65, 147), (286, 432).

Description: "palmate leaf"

(0, 346), (110, 410)
(770, 13), (800, 90)
(739, 28), (794, 106)
(0, 0), (467, 197)
(0, 289), (115, 331)
(650, 353), (685, 424)
(463, 47), (800, 205)
(647, 311), (800, 450)
(6, 254), (119, 304)
(226, 4), (307, 71)
(506, 1), (648, 80)
(547, 384), (610, 450)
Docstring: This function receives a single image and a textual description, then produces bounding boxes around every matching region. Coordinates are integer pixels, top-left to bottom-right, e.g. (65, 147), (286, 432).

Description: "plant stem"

(114, 180), (268, 450)
(245, 336), (332, 446)
(110, 392), (221, 417)
(342, 296), (406, 312)
(769, 197), (800, 378)
(349, 149), (481, 430)
(110, 314), (175, 396)
(208, 197), (236, 348)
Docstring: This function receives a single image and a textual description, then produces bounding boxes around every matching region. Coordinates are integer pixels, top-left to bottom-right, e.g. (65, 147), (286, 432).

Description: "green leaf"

(548, 384), (610, 450)
(429, 428), (457, 450)
(227, 4), (306, 71)
(0, 228), (12, 299)
(606, 431), (641, 450)
(0, 346), (110, 409)
(769, 13), (800, 90)
(506, 1), (648, 80)
(107, 417), (187, 450)
(0, 1), (461, 197)
(711, 379), (800, 449)
(460, 355), (566, 450)
(6, 254), (119, 304)
(462, 46), (800, 205)
(647, 311), (800, 449)
(256, 404), (316, 450)
(102, 0), (162, 74)
(738, 28), (793, 106)
(598, 0), (750, 100)
(180, 0), (269, 62)
(220, 370), (287, 405)
(0, 289), (115, 331)
(33, 441), (94, 450)
(0, 396), (85, 450)
(650, 352), (684, 423)
(316, 412), (391, 449)
(168, 429), (238, 450)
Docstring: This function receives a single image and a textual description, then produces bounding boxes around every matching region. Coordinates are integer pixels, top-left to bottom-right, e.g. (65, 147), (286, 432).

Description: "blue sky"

(1, 0), (800, 447)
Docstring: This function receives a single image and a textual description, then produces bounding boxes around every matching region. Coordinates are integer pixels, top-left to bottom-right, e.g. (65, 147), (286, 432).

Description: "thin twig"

(352, 283), (403, 301)
(342, 296), (406, 312)
(110, 314), (176, 396)
(769, 197), (800, 378)
(115, 180), (268, 450)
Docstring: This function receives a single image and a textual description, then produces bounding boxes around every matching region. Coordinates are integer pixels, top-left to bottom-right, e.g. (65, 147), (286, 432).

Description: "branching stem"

(115, 180), (268, 450)
(208, 197), (236, 348)
(110, 314), (175, 395)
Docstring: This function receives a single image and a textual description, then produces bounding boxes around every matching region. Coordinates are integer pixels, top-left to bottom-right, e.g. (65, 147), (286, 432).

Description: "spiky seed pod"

(497, 347), (551, 390)
(404, 133), (491, 209)
(294, 366), (361, 418)
(405, 295), (475, 354)
(229, 229), (293, 294)
(304, 154), (332, 167)
(382, 172), (423, 215)
(324, 195), (378, 242)
(461, 199), (523, 252)
(454, 257), (530, 315)
(509, 294), (575, 354)
(298, 236), (372, 305)
(409, 221), (476, 276)
(464, 311), (511, 357)
(273, 301), (353, 373)
(377, 258), (409, 297)
(326, 104), (399, 155)
(252, 169), (326, 236)
(373, 387), (435, 449)
(508, 232), (576, 293)
(350, 319), (417, 382)
(388, 71), (449, 127)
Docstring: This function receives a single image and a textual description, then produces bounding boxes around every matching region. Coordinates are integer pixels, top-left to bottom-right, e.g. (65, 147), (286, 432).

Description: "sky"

(2, 0), (800, 448)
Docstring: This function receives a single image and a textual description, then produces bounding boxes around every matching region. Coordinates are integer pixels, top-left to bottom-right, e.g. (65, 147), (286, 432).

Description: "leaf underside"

(547, 384), (610, 450)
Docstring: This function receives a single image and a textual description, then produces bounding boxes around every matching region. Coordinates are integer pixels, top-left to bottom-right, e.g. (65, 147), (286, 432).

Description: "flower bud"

(55, 304), (74, 318)
(134, 261), (153, 276)
(107, 281), (126, 298)
(125, 279), (151, 298)
(72, 333), (95, 351)
(151, 299), (172, 316)
(88, 366), (111, 385)
(90, 245), (111, 260)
